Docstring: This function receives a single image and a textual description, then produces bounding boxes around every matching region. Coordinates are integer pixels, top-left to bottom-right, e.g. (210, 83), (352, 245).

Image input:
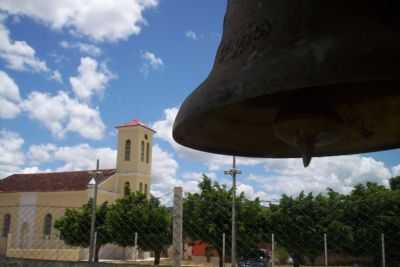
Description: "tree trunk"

(217, 249), (224, 267)
(154, 249), (161, 266)
(206, 246), (212, 263)
(94, 245), (101, 263)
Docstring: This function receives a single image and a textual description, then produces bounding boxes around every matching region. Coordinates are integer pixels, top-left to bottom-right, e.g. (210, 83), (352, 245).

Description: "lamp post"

(88, 159), (101, 263)
(224, 156), (241, 267)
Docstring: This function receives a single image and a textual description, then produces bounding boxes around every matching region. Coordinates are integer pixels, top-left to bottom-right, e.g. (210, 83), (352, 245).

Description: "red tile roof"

(116, 118), (156, 132)
(0, 169), (116, 193)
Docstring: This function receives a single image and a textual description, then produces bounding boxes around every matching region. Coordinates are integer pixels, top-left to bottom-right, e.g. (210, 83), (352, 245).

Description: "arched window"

(43, 214), (52, 239)
(140, 141), (145, 162)
(2, 214), (11, 237)
(124, 182), (131, 197)
(125, 140), (131, 161)
(139, 182), (143, 193)
(146, 142), (150, 163)
(144, 184), (148, 196)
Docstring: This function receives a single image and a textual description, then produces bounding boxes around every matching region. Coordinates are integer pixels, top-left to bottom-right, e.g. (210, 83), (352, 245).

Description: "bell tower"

(115, 119), (155, 196)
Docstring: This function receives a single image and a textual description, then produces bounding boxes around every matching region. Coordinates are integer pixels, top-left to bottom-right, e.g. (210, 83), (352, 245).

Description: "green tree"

(183, 176), (267, 267)
(267, 190), (351, 267)
(106, 192), (171, 265)
(54, 200), (110, 262)
(344, 182), (400, 266)
(389, 176), (400, 190)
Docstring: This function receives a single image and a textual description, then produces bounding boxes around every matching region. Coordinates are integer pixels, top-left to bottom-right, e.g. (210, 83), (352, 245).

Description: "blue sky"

(0, 0), (399, 202)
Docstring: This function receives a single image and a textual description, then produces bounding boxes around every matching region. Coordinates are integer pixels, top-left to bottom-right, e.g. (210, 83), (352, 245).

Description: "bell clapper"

(295, 133), (315, 168)
(273, 107), (344, 168)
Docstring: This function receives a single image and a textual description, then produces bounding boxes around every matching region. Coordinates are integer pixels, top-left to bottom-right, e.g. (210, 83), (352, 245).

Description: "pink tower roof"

(116, 118), (156, 132)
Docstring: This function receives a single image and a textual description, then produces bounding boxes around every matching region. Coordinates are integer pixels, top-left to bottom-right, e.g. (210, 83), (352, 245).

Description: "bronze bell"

(173, 0), (400, 167)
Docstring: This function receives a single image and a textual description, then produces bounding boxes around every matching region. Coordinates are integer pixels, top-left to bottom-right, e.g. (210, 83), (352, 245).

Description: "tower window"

(139, 182), (143, 193)
(144, 184), (148, 196)
(146, 142), (150, 163)
(145, 134), (148, 140)
(43, 214), (52, 239)
(125, 140), (131, 161)
(124, 182), (131, 197)
(140, 141), (145, 162)
(2, 214), (11, 237)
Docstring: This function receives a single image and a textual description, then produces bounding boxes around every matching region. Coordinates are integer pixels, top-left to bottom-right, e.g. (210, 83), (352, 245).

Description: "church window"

(140, 141), (145, 162)
(2, 214), (11, 237)
(125, 140), (131, 161)
(43, 214), (52, 239)
(146, 142), (150, 163)
(124, 182), (131, 196)
(144, 184), (148, 196)
(139, 182), (143, 193)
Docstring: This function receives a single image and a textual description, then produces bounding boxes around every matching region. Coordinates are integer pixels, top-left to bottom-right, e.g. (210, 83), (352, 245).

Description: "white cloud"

(244, 155), (392, 201)
(140, 51), (164, 76)
(50, 70), (63, 83)
(392, 164), (400, 177)
(0, 15), (48, 72)
(28, 144), (57, 164)
(0, 129), (25, 178)
(22, 91), (105, 140)
(185, 30), (198, 40)
(0, 71), (21, 118)
(1, 139), (115, 178)
(53, 144), (116, 171)
(0, 0), (159, 42)
(182, 171), (216, 181)
(70, 57), (114, 101)
(60, 41), (102, 57)
(237, 183), (268, 200)
(151, 144), (179, 189)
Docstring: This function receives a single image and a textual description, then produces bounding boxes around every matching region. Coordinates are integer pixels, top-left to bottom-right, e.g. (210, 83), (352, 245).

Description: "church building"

(0, 119), (155, 261)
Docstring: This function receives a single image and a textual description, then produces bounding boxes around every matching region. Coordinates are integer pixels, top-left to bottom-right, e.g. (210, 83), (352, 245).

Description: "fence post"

(222, 233), (226, 267)
(271, 233), (275, 267)
(134, 232), (138, 261)
(381, 233), (386, 267)
(93, 231), (98, 261)
(324, 233), (328, 266)
(173, 187), (183, 267)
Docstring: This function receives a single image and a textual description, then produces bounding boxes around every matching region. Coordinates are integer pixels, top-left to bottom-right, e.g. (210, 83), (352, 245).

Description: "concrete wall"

(0, 237), (7, 256)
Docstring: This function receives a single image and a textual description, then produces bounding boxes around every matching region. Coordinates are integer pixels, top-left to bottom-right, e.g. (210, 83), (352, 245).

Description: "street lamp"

(88, 159), (101, 263)
(224, 156), (241, 267)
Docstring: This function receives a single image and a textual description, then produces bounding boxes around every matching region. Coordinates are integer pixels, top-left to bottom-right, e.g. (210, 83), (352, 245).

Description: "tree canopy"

(106, 192), (171, 265)
(390, 176), (400, 190)
(267, 190), (351, 267)
(54, 199), (110, 262)
(183, 176), (267, 267)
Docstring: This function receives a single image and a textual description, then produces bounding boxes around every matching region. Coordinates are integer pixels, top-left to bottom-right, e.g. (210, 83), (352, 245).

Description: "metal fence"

(0, 185), (399, 267)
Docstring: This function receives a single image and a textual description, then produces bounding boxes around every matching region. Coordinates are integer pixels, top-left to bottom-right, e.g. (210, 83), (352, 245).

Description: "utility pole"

(224, 156), (241, 267)
(88, 159), (101, 262)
